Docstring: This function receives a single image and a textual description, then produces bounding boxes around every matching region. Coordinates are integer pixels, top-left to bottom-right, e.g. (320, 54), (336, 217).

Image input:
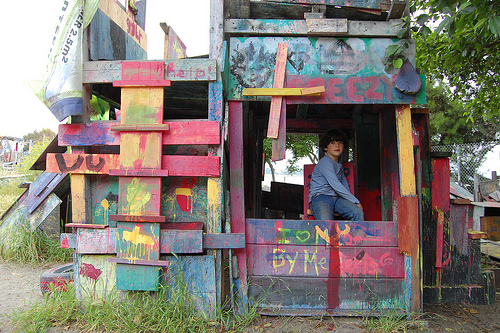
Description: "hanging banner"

(33, 0), (99, 121)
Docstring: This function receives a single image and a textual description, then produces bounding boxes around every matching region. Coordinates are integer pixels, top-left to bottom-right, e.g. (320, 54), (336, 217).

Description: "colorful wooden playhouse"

(43, 0), (494, 317)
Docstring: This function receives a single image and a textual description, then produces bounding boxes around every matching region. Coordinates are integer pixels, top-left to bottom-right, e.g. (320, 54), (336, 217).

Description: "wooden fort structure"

(44, 0), (495, 317)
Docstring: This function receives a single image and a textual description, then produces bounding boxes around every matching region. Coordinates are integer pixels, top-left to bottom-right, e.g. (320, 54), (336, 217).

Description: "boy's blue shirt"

(308, 155), (360, 204)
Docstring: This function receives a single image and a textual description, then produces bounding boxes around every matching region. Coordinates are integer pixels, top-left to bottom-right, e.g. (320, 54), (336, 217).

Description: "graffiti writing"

(230, 42), (275, 88)
(55, 153), (84, 172)
(166, 62), (213, 80)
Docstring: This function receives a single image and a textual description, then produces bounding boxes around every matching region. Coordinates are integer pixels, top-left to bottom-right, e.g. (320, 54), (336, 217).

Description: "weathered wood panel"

(265, 0), (381, 8)
(77, 228), (117, 254)
(203, 233), (246, 249)
(89, 175), (119, 226)
(118, 177), (162, 216)
(396, 105), (416, 196)
(224, 19), (404, 37)
(246, 219), (398, 246)
(228, 37), (419, 102)
(160, 230), (203, 253)
(83, 59), (217, 83)
(249, 276), (405, 313)
(58, 121), (220, 146)
(247, 244), (405, 278)
(161, 177), (208, 222)
(74, 254), (117, 300)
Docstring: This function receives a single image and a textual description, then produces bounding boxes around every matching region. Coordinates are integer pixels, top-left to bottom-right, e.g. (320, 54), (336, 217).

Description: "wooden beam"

(243, 86), (324, 96)
(83, 59), (217, 83)
(306, 18), (348, 35)
(396, 105), (416, 196)
(224, 19), (404, 37)
(267, 43), (289, 139)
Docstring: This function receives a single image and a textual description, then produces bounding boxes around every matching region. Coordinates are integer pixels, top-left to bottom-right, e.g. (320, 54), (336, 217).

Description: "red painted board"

(246, 219), (398, 247)
(160, 230), (203, 253)
(46, 153), (120, 174)
(267, 43), (288, 139)
(66, 223), (109, 229)
(47, 153), (220, 177)
(203, 233), (245, 249)
(109, 214), (166, 223)
(58, 121), (220, 146)
(111, 124), (170, 131)
(247, 244), (405, 278)
(397, 196), (419, 255)
(110, 258), (169, 266)
(271, 96), (287, 161)
(110, 169), (169, 177)
(432, 158), (450, 269)
(161, 222), (204, 230)
(121, 61), (165, 80)
(61, 233), (76, 249)
(113, 79), (171, 87)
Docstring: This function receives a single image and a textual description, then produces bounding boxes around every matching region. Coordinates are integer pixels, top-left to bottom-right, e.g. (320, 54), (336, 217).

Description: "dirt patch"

(0, 260), (499, 332)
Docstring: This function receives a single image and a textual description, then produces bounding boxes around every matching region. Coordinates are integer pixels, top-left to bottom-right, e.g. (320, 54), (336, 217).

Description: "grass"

(0, 220), (73, 264)
(10, 278), (260, 333)
(361, 311), (426, 333)
(0, 169), (37, 218)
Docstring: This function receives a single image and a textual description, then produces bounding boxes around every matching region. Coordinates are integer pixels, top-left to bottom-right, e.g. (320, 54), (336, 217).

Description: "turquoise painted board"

(161, 177), (207, 222)
(116, 222), (160, 260)
(227, 37), (420, 102)
(163, 255), (216, 315)
(90, 175), (119, 226)
(116, 264), (160, 291)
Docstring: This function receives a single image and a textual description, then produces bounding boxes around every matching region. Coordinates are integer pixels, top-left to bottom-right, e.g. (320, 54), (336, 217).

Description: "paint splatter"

(176, 177), (197, 212)
(123, 225), (155, 247)
(80, 263), (102, 281)
(126, 178), (151, 215)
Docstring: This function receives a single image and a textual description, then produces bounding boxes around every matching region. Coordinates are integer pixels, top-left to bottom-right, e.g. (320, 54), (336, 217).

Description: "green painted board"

(116, 222), (160, 260)
(90, 175), (119, 226)
(116, 263), (160, 291)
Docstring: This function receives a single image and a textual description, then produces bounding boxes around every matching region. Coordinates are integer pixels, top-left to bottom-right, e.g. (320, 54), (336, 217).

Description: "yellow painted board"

(120, 132), (162, 169)
(396, 105), (416, 196)
(121, 87), (164, 124)
(243, 86), (325, 96)
(71, 174), (86, 223)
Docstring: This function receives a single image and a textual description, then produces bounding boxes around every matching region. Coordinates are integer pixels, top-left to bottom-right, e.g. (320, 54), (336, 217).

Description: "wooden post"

(395, 104), (421, 315)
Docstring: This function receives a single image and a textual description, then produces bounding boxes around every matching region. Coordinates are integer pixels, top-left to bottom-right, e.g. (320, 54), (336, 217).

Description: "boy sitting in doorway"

(309, 129), (364, 221)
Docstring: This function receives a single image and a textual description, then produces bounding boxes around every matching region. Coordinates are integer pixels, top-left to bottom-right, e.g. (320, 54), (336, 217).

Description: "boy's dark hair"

(319, 129), (348, 151)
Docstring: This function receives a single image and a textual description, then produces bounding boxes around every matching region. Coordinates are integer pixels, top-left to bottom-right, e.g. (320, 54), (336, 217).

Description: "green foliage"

(10, 277), (259, 333)
(263, 135), (319, 179)
(90, 95), (111, 121)
(22, 128), (56, 146)
(414, 0), (500, 120)
(0, 222), (73, 264)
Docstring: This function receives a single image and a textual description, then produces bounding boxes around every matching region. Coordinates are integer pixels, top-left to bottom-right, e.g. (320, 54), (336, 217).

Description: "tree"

(414, 0), (500, 120)
(263, 135), (319, 181)
(22, 128), (56, 145)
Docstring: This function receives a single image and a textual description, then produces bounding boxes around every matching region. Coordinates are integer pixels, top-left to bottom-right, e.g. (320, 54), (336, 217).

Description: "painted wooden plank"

(75, 255), (117, 300)
(113, 79), (171, 87)
(247, 244), (405, 278)
(71, 174), (87, 223)
(27, 173), (66, 214)
(306, 18), (348, 35)
(66, 223), (109, 229)
(83, 59), (217, 83)
(284, 75), (425, 105)
(118, 177), (162, 216)
(246, 219), (398, 247)
(160, 229), (203, 253)
(225, 19), (404, 37)
(48, 154), (220, 176)
(98, 0), (146, 49)
(89, 174), (119, 226)
(162, 222), (205, 230)
(249, 276), (405, 313)
(47, 153), (120, 174)
(58, 121), (220, 146)
(109, 214), (166, 223)
(115, 264), (161, 290)
(203, 233), (245, 249)
(243, 86), (324, 96)
(111, 124), (170, 131)
(121, 87), (164, 124)
(111, 258), (169, 266)
(116, 222), (160, 260)
(267, 43), (288, 139)
(396, 105), (416, 196)
(110, 169), (169, 177)
(271, 96), (287, 160)
(161, 177), (208, 222)
(77, 228), (116, 254)
(468, 229), (488, 240)
(119, 132), (162, 169)
(228, 101), (248, 309)
(61, 233), (77, 249)
(397, 196), (418, 255)
(266, 0), (380, 8)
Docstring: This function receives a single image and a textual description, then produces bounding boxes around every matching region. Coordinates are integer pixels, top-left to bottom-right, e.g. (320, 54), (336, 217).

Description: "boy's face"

(324, 140), (344, 162)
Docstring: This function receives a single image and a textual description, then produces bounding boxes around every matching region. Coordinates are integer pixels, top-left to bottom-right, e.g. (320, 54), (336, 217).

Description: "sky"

(0, 0), (209, 139)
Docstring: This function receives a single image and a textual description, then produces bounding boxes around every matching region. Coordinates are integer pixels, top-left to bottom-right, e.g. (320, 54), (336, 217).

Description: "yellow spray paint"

(101, 199), (109, 224)
(122, 225), (155, 260)
(126, 178), (151, 215)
